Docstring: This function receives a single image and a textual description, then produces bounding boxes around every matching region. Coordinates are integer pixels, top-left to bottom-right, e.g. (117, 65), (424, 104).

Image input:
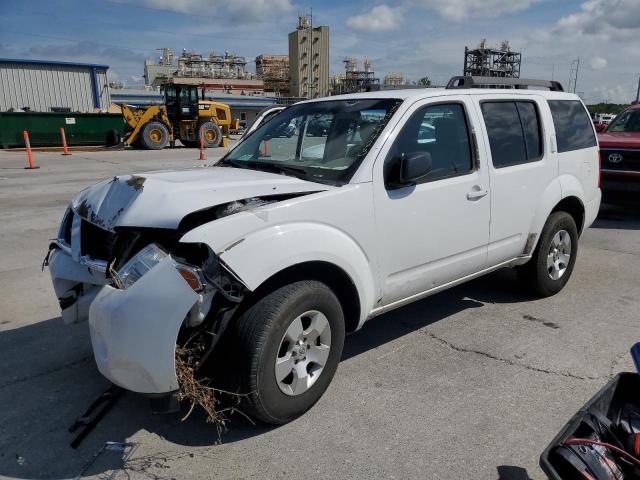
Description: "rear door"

(475, 95), (557, 265)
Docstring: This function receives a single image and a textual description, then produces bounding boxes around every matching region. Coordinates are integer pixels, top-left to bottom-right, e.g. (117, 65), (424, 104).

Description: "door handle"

(467, 188), (488, 200)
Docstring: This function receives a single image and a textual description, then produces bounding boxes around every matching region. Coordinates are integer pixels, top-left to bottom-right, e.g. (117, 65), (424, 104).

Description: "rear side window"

(548, 100), (597, 152)
(481, 101), (543, 168)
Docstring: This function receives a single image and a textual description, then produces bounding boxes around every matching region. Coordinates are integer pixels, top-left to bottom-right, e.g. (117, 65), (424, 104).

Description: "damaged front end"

(47, 170), (327, 395)
(47, 205), (248, 394)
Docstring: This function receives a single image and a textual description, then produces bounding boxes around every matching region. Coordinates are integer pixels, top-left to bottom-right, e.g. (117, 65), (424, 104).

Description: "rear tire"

(106, 129), (122, 147)
(517, 212), (578, 297)
(231, 280), (345, 424)
(198, 122), (222, 148)
(140, 121), (169, 150)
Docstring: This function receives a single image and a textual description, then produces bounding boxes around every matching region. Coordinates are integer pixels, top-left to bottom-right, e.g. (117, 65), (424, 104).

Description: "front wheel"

(231, 280), (345, 424)
(517, 211), (578, 297)
(140, 121), (169, 150)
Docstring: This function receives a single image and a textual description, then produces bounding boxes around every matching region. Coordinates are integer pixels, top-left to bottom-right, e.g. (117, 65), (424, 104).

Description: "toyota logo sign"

(608, 153), (623, 163)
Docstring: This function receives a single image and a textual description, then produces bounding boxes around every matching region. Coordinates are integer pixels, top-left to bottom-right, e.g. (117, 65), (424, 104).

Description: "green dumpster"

(0, 112), (126, 148)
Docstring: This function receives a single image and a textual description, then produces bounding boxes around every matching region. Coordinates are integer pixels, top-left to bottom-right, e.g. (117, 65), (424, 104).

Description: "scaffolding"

(256, 54), (290, 95)
(463, 39), (521, 78)
(383, 72), (404, 87)
(330, 57), (380, 95)
(175, 49), (256, 80)
(157, 48), (175, 66)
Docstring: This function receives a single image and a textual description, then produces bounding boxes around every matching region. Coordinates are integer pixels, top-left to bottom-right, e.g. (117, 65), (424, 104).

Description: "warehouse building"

(0, 58), (111, 112)
(205, 93), (278, 128)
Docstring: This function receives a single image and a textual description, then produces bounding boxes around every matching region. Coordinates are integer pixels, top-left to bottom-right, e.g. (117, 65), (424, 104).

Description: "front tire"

(517, 211), (578, 297)
(140, 121), (169, 150)
(232, 281), (345, 424)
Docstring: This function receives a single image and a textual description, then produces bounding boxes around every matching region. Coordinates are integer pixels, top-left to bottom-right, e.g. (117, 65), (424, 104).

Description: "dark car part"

(69, 385), (124, 449)
(540, 371), (640, 479)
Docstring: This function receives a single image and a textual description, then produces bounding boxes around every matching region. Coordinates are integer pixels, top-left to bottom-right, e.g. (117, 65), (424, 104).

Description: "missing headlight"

(200, 246), (246, 302)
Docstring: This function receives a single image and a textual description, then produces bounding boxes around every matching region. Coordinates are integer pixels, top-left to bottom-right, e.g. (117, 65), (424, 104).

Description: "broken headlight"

(116, 243), (204, 291)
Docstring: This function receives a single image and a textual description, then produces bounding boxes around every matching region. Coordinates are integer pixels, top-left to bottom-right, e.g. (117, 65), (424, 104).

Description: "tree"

(418, 76), (432, 87)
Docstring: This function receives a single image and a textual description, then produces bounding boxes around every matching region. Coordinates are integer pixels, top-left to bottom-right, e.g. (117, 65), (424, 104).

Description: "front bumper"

(49, 246), (200, 394)
(49, 246), (108, 325)
(601, 173), (640, 203)
(89, 256), (199, 393)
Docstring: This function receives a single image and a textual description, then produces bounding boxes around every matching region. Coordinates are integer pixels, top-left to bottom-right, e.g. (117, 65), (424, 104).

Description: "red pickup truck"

(597, 103), (640, 202)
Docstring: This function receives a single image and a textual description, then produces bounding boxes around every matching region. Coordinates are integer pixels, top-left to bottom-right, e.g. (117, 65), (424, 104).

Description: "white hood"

(71, 166), (329, 231)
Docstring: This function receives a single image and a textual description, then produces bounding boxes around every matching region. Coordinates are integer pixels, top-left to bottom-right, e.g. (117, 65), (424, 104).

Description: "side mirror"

(400, 151), (432, 184)
(595, 123), (607, 133)
(386, 152), (432, 188)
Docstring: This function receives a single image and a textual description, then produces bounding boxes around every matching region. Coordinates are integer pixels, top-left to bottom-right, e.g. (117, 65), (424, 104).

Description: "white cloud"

(128, 0), (293, 22)
(412, 0), (539, 21)
(346, 5), (403, 32)
(556, 0), (640, 39)
(593, 84), (635, 104)
(590, 56), (607, 70)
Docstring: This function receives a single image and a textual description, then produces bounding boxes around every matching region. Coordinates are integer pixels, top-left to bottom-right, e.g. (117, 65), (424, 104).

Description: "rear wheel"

(231, 280), (345, 424)
(198, 121), (222, 148)
(517, 211), (578, 297)
(140, 121), (169, 150)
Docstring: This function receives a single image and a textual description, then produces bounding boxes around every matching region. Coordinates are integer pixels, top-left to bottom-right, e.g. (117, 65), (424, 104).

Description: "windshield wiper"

(217, 158), (248, 169)
(253, 162), (309, 179)
(218, 158), (311, 181)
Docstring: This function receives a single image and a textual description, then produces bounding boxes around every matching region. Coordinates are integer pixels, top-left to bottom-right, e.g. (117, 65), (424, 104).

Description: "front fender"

(182, 221), (377, 329)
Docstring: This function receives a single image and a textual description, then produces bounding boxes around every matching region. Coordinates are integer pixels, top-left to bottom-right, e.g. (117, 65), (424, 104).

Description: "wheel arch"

(181, 220), (378, 331)
(247, 261), (361, 334)
(551, 196), (585, 235)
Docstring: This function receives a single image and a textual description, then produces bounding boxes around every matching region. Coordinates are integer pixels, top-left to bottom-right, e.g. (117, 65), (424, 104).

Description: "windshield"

(219, 98), (402, 185)
(607, 109), (640, 133)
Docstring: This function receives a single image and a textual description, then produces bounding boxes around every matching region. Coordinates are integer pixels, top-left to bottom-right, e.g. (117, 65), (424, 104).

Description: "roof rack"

(446, 76), (564, 92)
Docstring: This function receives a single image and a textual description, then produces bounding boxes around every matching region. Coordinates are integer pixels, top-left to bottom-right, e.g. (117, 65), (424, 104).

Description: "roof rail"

(446, 76), (564, 92)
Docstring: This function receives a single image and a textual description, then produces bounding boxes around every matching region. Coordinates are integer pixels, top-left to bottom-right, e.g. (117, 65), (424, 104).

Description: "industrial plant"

(330, 57), (380, 95)
(463, 39), (522, 78)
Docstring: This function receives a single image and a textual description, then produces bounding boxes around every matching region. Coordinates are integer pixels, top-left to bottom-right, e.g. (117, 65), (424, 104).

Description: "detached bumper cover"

(89, 256), (199, 394)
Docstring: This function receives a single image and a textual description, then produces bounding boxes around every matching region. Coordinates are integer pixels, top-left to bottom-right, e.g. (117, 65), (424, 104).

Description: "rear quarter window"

(548, 100), (596, 153)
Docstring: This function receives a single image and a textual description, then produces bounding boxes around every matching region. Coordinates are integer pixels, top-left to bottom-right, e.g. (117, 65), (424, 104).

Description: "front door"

(372, 96), (491, 306)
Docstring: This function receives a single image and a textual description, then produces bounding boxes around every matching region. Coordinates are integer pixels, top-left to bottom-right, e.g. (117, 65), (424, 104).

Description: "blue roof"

(0, 57), (109, 70)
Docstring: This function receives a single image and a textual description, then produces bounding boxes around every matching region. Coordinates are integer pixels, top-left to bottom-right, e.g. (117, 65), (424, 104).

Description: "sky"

(1, 0), (639, 104)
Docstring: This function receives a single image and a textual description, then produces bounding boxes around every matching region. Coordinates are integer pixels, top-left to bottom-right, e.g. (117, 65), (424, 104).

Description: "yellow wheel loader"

(121, 82), (239, 150)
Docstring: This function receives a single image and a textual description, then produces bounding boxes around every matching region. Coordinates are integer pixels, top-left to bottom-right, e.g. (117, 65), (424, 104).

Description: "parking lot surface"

(0, 145), (638, 479)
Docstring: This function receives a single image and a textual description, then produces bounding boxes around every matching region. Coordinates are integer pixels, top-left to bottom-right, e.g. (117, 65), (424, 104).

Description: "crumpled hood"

(598, 131), (640, 149)
(71, 166), (330, 231)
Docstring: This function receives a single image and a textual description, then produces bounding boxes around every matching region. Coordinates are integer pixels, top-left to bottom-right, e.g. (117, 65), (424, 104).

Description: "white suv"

(48, 77), (601, 424)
